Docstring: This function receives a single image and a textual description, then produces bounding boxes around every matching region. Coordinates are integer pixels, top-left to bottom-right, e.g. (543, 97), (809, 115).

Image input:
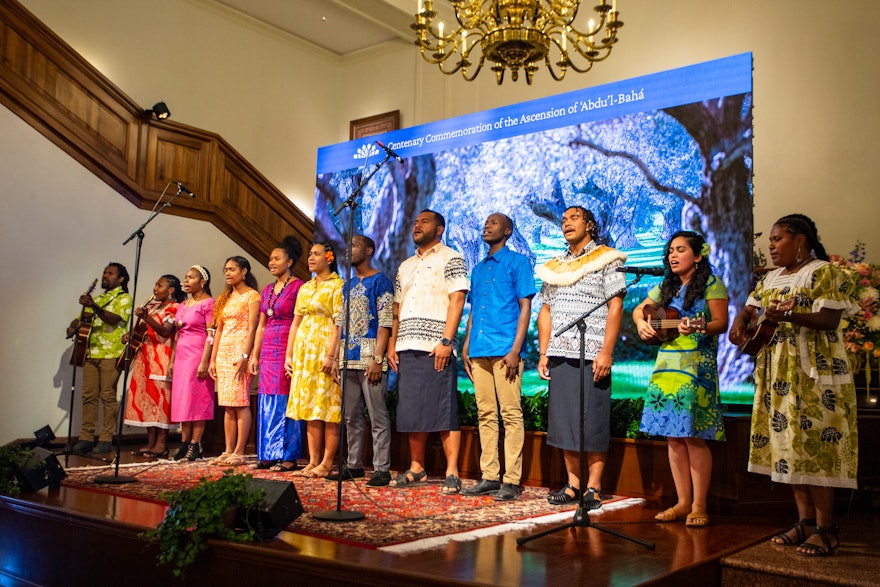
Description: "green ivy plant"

(141, 471), (265, 578)
(0, 444), (32, 496)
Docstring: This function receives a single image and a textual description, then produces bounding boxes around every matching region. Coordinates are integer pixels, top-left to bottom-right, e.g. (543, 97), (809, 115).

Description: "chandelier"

(411, 1), (623, 85)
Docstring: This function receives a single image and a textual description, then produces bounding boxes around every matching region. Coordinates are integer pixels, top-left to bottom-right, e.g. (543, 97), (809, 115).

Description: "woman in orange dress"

(208, 256), (260, 466)
(124, 275), (186, 458)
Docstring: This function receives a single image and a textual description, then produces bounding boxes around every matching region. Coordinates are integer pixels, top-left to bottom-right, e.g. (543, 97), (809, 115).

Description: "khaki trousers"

(81, 358), (120, 442)
(471, 357), (525, 485)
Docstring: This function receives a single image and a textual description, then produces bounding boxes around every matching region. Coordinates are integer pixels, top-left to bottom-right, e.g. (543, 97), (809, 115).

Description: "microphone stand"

(518, 274), (654, 550)
(95, 182), (187, 484)
(313, 154), (393, 522)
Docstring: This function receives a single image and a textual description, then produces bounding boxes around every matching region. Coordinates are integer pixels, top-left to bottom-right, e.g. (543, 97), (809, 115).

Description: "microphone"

(616, 266), (666, 277)
(174, 181), (196, 198)
(376, 141), (404, 163)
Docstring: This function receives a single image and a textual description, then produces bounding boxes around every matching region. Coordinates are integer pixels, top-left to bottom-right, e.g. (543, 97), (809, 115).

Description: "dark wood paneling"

(0, 0), (313, 278)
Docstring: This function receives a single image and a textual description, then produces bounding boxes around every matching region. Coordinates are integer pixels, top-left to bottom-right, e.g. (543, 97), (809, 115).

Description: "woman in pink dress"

(169, 265), (215, 462)
(124, 274), (185, 458)
(209, 256), (260, 466)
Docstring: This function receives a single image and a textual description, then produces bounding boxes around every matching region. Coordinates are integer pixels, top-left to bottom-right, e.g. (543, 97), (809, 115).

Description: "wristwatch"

(440, 337), (452, 347)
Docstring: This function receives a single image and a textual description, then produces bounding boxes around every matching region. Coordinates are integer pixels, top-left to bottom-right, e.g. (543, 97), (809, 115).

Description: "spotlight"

(33, 425), (55, 449)
(144, 101), (170, 120)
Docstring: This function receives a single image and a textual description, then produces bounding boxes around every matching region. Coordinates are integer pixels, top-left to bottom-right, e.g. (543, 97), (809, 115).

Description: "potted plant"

(141, 471), (265, 578)
(0, 444), (32, 496)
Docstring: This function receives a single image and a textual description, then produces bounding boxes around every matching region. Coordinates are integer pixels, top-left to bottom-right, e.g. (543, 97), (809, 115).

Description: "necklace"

(266, 276), (292, 317)
(178, 293), (206, 327)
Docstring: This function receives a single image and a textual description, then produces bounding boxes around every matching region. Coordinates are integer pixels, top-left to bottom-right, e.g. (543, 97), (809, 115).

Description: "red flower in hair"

(325, 250), (335, 264)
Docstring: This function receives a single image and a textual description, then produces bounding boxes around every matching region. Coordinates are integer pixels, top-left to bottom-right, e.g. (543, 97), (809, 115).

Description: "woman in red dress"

(124, 275), (186, 458)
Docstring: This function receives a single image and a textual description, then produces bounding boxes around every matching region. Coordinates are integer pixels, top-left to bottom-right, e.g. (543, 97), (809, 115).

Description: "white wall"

(3, 0), (879, 441)
(0, 106), (270, 442)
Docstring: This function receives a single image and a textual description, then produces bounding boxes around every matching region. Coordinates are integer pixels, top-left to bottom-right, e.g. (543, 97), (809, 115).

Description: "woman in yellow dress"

(285, 243), (343, 478)
(208, 256), (260, 466)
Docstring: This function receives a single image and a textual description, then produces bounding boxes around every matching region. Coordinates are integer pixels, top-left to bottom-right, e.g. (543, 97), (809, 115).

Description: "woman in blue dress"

(248, 236), (305, 471)
(633, 231), (728, 527)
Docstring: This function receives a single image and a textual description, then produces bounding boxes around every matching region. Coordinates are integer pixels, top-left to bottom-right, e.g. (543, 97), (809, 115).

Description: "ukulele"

(116, 295), (156, 371)
(641, 305), (707, 345)
(738, 299), (796, 356)
(69, 279), (98, 367)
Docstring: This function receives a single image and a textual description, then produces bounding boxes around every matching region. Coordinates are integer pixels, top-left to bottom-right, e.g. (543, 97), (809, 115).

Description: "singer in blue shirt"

(461, 213), (536, 501)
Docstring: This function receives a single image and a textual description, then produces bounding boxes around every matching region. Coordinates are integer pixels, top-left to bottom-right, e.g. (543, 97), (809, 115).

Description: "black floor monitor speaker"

(17, 447), (67, 492)
(235, 478), (303, 540)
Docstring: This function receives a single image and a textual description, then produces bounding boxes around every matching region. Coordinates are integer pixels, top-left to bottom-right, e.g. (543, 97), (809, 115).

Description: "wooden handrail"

(0, 0), (314, 279)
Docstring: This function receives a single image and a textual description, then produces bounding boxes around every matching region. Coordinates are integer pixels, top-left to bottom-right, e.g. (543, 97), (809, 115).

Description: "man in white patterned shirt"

(388, 210), (469, 494)
(536, 207), (626, 509)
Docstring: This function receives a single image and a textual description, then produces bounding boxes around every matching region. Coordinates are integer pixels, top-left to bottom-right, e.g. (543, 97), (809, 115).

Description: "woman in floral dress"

(209, 256), (260, 466)
(633, 231), (728, 527)
(124, 274), (185, 458)
(285, 243), (343, 479)
(730, 214), (859, 557)
(249, 236), (305, 471)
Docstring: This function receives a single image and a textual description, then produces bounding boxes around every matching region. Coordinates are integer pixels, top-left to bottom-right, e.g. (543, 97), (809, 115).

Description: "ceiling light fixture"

(412, 0), (623, 85)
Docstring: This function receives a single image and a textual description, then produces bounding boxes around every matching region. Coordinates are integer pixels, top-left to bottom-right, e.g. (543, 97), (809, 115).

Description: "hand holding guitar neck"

(69, 279), (99, 366)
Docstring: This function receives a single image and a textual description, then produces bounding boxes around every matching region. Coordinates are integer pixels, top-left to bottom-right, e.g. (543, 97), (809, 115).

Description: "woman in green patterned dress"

(730, 214), (859, 557)
(633, 231), (728, 528)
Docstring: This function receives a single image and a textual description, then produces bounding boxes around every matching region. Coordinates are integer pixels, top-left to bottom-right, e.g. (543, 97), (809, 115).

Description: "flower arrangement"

(829, 240), (880, 373)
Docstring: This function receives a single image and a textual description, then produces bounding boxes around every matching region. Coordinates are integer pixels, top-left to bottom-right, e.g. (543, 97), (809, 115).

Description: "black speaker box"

(235, 478), (303, 540)
(16, 447), (67, 492)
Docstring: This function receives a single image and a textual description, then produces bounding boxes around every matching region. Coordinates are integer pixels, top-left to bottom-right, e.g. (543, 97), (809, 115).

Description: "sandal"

(390, 469), (427, 488)
(270, 461), (298, 472)
(770, 518), (816, 545)
(294, 463), (316, 477)
(685, 512), (710, 527)
(655, 507), (686, 522)
(224, 454), (246, 466)
(304, 463), (330, 478)
(797, 524), (839, 557)
(251, 460), (277, 470)
(441, 474), (462, 495)
(547, 484), (580, 505)
(209, 453), (231, 465)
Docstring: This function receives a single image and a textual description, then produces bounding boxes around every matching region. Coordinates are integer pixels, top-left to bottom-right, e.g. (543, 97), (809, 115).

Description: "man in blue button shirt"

(461, 213), (535, 501)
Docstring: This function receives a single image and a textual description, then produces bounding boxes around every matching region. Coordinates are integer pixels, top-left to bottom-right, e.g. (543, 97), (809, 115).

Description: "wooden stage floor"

(0, 449), (815, 587)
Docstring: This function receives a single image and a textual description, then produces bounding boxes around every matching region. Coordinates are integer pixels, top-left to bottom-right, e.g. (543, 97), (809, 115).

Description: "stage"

(5, 449), (877, 586)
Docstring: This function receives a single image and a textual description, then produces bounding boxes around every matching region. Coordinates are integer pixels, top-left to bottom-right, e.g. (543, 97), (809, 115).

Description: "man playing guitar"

(66, 263), (133, 455)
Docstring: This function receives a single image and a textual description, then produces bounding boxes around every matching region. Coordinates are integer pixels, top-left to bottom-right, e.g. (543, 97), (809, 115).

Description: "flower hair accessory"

(700, 242), (711, 257)
(325, 250), (335, 264)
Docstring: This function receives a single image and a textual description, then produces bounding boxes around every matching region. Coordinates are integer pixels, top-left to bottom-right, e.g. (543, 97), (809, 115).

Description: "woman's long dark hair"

(775, 214), (829, 261)
(658, 231), (712, 311)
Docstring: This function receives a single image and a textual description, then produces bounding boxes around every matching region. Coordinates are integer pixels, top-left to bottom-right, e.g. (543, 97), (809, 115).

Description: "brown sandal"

(655, 507), (685, 522)
(685, 512), (710, 527)
(294, 463), (316, 477)
(305, 463), (330, 478)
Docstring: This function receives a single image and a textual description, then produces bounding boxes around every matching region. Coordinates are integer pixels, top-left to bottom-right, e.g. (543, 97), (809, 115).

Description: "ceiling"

(213, 0), (424, 56)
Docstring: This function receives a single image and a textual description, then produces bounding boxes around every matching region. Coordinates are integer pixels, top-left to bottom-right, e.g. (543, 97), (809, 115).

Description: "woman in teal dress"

(633, 231), (728, 528)
(730, 214), (858, 557)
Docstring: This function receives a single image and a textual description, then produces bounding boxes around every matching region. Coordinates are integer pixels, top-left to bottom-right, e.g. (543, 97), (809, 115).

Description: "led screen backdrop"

(316, 53), (754, 401)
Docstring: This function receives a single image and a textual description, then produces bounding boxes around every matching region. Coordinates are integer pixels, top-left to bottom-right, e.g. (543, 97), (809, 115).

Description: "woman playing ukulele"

(632, 231), (728, 528)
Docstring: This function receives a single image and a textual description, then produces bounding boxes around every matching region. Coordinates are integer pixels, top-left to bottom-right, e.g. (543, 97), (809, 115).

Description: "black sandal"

(797, 524), (839, 557)
(770, 518), (816, 545)
(547, 484), (580, 505)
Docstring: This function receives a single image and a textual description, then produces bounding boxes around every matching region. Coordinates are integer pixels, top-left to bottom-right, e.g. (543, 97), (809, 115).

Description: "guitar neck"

(649, 320), (687, 328)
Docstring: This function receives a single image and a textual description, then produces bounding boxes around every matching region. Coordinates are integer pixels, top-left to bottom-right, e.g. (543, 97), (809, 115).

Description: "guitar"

(69, 279), (98, 367)
(738, 299), (796, 356)
(641, 305), (707, 345)
(116, 296), (155, 371)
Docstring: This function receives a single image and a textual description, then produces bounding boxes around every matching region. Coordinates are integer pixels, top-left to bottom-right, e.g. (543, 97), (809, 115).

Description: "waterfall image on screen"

(315, 54), (754, 402)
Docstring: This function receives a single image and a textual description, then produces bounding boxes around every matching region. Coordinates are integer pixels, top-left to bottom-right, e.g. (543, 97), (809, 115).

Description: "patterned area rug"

(62, 459), (642, 551)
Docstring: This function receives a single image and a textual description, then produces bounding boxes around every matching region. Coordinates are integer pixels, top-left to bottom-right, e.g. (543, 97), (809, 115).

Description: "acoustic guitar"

(116, 296), (155, 371)
(738, 299), (796, 356)
(641, 305), (707, 345)
(69, 279), (98, 367)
